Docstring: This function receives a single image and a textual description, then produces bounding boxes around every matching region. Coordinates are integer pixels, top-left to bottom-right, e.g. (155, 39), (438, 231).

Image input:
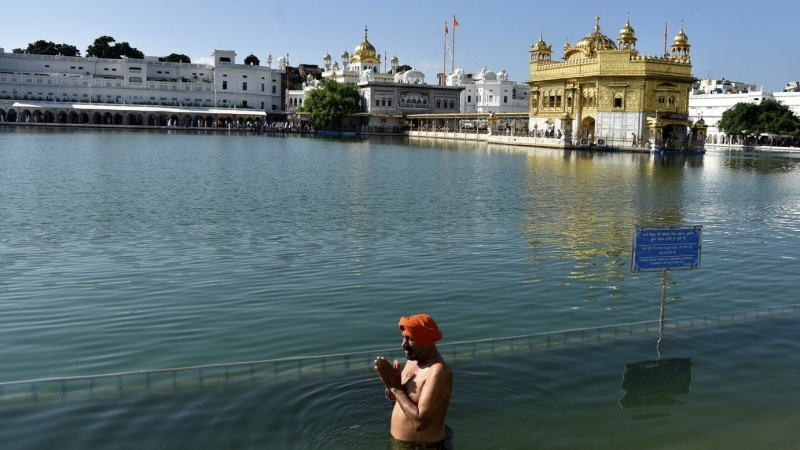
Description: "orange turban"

(399, 314), (443, 346)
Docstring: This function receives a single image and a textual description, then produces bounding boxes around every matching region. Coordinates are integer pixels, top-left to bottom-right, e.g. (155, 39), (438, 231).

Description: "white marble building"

(0, 47), (285, 125)
(689, 78), (800, 144)
(446, 67), (529, 113)
(306, 26), (463, 131)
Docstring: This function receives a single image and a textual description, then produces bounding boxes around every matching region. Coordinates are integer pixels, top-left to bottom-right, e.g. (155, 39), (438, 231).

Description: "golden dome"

(351, 25), (379, 64)
(341, 49), (349, 59)
(574, 17), (617, 53)
(673, 22), (689, 46)
(533, 32), (549, 51)
(617, 13), (638, 50)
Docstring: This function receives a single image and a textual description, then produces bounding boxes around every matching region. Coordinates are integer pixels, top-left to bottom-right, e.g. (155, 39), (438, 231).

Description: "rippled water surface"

(2, 127), (800, 448)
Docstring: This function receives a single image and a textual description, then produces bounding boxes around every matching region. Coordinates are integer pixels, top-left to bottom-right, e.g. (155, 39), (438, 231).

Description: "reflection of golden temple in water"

(528, 15), (707, 152)
(519, 149), (690, 296)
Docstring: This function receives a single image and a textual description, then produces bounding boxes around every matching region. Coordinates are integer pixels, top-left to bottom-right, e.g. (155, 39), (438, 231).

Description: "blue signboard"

(631, 226), (702, 272)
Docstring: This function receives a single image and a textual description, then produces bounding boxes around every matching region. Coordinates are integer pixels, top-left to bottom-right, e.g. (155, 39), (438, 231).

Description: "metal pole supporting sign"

(631, 226), (702, 358)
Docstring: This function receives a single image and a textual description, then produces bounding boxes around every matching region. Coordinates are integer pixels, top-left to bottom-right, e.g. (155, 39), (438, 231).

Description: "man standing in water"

(374, 314), (453, 447)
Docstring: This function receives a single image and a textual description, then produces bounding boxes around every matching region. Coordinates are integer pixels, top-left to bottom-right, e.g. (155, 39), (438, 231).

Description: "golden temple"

(528, 15), (706, 151)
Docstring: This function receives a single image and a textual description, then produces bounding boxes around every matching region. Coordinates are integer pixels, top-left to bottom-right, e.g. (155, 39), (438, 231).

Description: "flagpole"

(452, 15), (456, 74)
(443, 20), (448, 85)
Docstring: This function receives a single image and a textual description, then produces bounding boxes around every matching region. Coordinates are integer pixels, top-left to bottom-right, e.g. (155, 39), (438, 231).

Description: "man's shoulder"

(428, 359), (452, 380)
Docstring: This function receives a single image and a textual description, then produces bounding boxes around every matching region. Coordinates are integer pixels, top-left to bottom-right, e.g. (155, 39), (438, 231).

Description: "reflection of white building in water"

(689, 78), (800, 144)
(0, 47), (284, 126)
(446, 67), (529, 113)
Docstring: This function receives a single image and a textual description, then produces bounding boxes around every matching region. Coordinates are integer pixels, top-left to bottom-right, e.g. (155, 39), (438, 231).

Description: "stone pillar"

(561, 112), (573, 148)
(646, 116), (663, 152)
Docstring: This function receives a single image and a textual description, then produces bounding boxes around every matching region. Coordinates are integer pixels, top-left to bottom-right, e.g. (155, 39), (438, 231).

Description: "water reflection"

(519, 149), (695, 306)
(619, 358), (693, 413)
(722, 153), (800, 173)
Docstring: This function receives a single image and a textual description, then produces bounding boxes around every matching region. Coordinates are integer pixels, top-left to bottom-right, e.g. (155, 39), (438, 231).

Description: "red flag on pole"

(445, 21), (449, 34)
(453, 15), (459, 27)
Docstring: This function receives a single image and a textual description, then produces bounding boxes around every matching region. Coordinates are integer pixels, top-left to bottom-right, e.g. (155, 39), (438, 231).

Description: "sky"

(2, 0), (798, 92)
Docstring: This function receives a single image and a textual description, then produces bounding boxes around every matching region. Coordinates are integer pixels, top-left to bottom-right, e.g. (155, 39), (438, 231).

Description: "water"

(1, 127), (800, 448)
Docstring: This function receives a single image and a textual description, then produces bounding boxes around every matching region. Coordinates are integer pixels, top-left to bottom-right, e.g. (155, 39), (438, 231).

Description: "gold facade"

(528, 16), (704, 150)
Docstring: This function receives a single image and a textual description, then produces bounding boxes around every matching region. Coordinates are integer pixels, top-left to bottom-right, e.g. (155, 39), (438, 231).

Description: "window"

(272, 86), (276, 93)
(375, 99), (380, 106)
(261, 83), (265, 92)
(222, 81), (228, 90)
(242, 101), (247, 107)
(243, 82), (248, 91)
(614, 98), (623, 108)
(467, 95), (472, 102)
(129, 76), (142, 82)
(503, 96), (508, 103)
(388, 98), (392, 107)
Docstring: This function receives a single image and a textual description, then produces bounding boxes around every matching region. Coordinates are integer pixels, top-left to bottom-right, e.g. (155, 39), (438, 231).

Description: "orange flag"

(445, 21), (449, 34)
(453, 15), (459, 27)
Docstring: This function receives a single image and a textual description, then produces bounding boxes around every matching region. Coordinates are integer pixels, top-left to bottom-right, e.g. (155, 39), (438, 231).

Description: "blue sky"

(2, 0), (798, 91)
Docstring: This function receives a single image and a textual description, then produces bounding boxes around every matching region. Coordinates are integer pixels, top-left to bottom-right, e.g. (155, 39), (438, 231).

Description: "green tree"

(13, 40), (80, 57)
(161, 53), (191, 63)
(297, 80), (362, 130)
(718, 99), (800, 136)
(86, 36), (144, 59)
(395, 64), (413, 73)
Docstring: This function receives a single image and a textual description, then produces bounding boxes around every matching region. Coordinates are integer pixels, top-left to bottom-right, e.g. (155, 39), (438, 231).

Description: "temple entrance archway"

(579, 116), (595, 139)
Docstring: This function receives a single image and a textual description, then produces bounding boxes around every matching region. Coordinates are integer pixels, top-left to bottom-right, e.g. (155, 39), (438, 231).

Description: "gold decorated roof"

(618, 13), (637, 48)
(573, 17), (617, 53)
(673, 22), (689, 46)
